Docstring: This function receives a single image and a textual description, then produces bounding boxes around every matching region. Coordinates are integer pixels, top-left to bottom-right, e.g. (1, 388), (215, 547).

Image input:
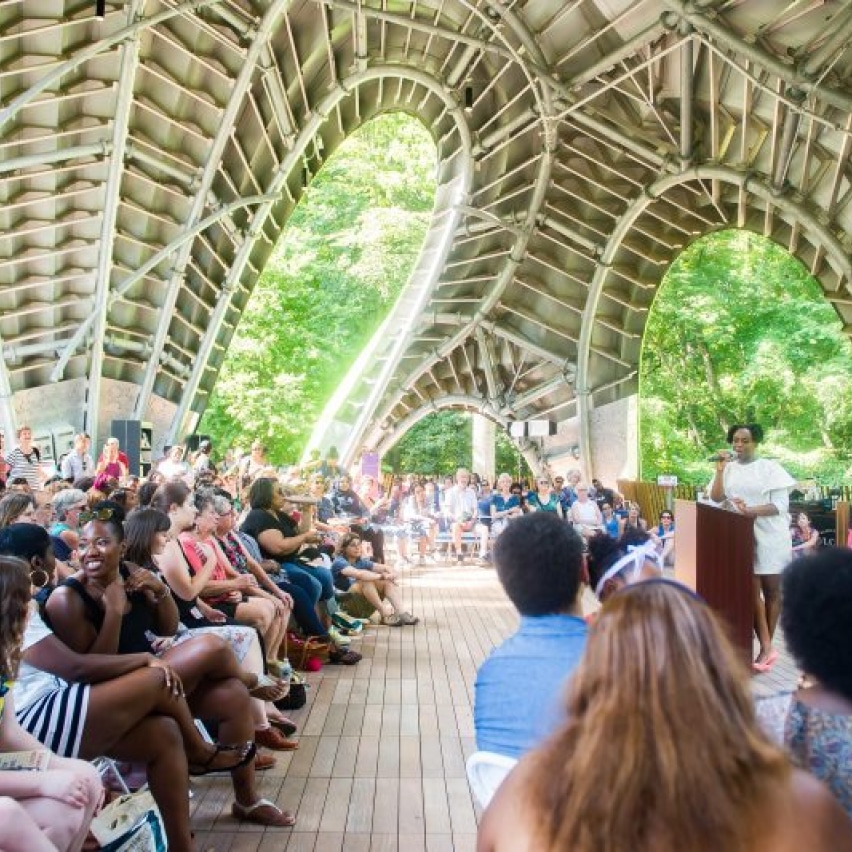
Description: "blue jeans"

(283, 562), (335, 603)
(269, 573), (328, 639)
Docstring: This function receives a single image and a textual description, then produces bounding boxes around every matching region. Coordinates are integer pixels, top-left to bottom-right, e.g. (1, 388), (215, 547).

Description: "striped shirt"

(4, 446), (43, 490)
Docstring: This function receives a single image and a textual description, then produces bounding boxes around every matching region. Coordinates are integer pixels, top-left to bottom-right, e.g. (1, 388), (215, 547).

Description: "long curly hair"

(525, 580), (789, 852)
(0, 556), (33, 679)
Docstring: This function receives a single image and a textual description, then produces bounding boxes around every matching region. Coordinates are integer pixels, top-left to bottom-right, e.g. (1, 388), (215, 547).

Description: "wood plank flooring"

(190, 560), (797, 851)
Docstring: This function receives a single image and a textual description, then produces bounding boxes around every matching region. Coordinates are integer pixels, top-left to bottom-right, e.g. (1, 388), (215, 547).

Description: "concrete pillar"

(472, 414), (496, 483)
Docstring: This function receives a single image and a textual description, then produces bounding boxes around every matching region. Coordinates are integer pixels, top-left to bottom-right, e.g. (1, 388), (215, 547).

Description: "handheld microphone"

(708, 450), (738, 462)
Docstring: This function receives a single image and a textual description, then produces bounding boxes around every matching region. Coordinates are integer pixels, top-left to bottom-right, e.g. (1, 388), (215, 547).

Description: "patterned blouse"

(786, 697), (852, 818)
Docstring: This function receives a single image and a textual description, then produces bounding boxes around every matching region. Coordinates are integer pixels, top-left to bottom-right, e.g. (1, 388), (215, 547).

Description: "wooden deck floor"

(190, 560), (797, 851)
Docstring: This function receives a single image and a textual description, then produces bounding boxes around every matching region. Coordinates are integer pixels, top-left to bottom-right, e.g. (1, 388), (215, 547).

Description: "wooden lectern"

(674, 499), (754, 661)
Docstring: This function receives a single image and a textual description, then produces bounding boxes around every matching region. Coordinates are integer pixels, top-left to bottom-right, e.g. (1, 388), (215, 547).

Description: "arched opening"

(198, 113), (437, 460)
(639, 229), (852, 485)
(386, 410), (532, 480)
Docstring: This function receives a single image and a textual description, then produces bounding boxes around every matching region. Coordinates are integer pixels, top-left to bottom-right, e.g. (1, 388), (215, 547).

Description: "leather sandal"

(254, 753), (276, 771)
(232, 798), (296, 827)
(189, 741), (256, 776)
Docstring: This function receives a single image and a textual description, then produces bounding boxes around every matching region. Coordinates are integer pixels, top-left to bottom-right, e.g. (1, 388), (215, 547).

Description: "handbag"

(90, 789), (166, 852)
(274, 672), (308, 710)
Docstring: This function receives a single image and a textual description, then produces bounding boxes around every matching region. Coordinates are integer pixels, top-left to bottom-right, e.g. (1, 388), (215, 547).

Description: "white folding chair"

(465, 750), (518, 809)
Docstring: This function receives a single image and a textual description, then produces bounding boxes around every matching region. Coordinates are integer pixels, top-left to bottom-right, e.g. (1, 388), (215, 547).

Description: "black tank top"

(62, 575), (155, 655)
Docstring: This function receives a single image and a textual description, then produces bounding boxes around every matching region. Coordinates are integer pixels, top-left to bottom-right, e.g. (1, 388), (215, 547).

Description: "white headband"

(594, 541), (661, 600)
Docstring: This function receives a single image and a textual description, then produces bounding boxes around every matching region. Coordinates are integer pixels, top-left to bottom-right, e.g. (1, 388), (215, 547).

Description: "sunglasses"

(79, 507), (118, 524)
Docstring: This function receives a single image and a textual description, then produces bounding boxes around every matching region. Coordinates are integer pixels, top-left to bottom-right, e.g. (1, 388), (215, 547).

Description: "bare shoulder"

(477, 756), (538, 852)
(768, 770), (852, 852)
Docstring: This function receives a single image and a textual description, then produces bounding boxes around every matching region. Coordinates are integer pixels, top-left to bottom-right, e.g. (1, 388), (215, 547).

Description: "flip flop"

(249, 673), (289, 702)
(232, 798), (296, 827)
(189, 741), (256, 776)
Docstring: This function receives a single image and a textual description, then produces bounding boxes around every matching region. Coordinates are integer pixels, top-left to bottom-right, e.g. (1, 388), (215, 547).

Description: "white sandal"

(232, 797), (296, 827)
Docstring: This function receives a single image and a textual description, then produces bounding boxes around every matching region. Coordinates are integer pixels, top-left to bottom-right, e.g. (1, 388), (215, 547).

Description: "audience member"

(60, 433), (94, 482)
(791, 512), (820, 556)
(3, 426), (45, 492)
(474, 513), (586, 759)
(777, 548), (852, 817)
(443, 468), (489, 564)
(586, 532), (662, 602)
(0, 556), (103, 852)
(331, 532), (418, 626)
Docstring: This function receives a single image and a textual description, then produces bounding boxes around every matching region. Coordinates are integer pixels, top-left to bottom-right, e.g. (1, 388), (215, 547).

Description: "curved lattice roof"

(2, 1), (852, 465)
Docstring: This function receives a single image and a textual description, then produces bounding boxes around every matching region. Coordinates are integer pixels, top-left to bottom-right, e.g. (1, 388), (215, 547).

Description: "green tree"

(200, 113), (437, 460)
(640, 230), (852, 484)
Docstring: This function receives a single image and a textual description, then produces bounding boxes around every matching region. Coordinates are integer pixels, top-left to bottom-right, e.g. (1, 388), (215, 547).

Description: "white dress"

(719, 458), (795, 575)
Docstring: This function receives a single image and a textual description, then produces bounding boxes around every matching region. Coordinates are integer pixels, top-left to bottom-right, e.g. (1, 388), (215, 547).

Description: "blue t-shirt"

(477, 494), (494, 527)
(474, 614), (587, 759)
(330, 556), (373, 591)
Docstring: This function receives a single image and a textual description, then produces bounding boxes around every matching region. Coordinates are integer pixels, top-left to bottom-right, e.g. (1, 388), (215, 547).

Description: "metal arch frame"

(660, 0), (852, 117)
(575, 165), (852, 476)
(49, 191), (284, 383)
(0, 0), (227, 134)
(133, 0), (295, 422)
(310, 0), (560, 468)
(86, 0), (143, 442)
(168, 63), (477, 443)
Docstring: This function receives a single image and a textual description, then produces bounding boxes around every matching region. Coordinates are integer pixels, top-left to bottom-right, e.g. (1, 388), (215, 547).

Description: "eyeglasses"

(510, 490), (522, 495)
(79, 507), (117, 524)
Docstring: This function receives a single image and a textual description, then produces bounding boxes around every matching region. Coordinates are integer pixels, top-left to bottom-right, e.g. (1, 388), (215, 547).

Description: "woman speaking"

(709, 423), (794, 672)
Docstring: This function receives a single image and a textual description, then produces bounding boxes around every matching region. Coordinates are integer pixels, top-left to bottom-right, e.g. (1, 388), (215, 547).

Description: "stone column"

(472, 414), (496, 483)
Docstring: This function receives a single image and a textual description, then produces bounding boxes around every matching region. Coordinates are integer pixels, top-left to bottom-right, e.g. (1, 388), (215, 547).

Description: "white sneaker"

(328, 626), (352, 647)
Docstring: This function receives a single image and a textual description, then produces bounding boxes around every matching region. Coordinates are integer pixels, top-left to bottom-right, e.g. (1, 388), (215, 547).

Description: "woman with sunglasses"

(479, 580), (852, 852)
(45, 504), (297, 829)
(48, 489), (88, 554)
(653, 509), (676, 566)
(526, 476), (564, 519)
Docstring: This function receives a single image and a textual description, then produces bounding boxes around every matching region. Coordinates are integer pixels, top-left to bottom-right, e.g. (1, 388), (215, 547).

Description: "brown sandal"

(232, 798), (296, 827)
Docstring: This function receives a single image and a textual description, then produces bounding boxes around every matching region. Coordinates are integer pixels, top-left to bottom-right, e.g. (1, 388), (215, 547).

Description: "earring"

(30, 568), (50, 590)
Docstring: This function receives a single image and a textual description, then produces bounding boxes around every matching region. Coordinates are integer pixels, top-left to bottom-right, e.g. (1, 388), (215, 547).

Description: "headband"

(594, 541), (661, 600)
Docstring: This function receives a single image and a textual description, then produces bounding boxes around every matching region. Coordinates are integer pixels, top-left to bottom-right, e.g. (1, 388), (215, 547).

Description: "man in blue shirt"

(474, 512), (587, 759)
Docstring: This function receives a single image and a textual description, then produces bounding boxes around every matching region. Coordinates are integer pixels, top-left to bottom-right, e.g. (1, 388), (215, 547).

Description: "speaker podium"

(674, 499), (754, 661)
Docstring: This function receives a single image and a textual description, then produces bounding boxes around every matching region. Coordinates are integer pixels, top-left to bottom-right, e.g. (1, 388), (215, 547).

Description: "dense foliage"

(640, 230), (852, 484)
(199, 113), (436, 459)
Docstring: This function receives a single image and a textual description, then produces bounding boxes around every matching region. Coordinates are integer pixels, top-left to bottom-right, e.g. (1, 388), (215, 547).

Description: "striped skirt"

(17, 683), (90, 758)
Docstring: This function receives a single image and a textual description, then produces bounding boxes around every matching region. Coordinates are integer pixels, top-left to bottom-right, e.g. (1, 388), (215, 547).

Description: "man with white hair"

(445, 468), (490, 564)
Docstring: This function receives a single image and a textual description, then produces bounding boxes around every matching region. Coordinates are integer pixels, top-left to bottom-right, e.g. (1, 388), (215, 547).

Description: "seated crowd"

(5, 429), (848, 849)
(0, 431), (430, 849)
